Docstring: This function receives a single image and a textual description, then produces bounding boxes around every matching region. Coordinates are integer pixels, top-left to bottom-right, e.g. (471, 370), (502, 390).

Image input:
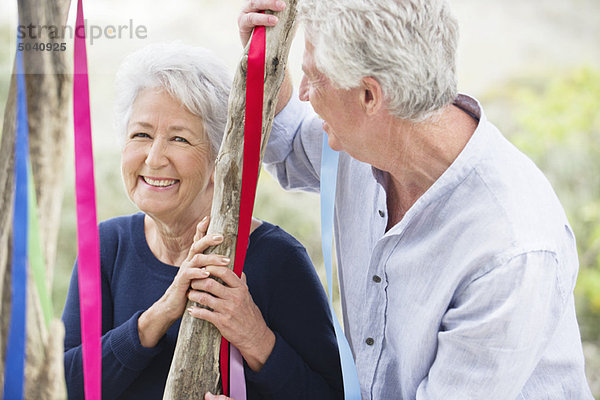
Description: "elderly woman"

(62, 43), (343, 400)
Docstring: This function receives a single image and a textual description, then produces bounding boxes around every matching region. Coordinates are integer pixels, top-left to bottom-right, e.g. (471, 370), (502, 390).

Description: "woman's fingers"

(199, 265), (244, 289)
(193, 215), (209, 242)
(187, 267), (247, 320)
(180, 267), (210, 283)
(188, 266), (242, 303)
(190, 274), (229, 300)
(173, 255), (229, 294)
(187, 289), (224, 311)
(186, 235), (226, 265)
(186, 253), (230, 270)
(185, 216), (215, 261)
(188, 233), (223, 256)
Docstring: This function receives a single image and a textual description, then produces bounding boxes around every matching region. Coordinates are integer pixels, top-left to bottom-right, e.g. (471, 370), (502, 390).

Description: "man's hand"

(238, 0), (286, 47)
(238, 0), (294, 114)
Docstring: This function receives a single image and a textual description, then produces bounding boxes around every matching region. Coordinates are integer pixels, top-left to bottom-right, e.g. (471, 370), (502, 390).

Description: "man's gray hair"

(114, 42), (232, 158)
(298, 0), (459, 122)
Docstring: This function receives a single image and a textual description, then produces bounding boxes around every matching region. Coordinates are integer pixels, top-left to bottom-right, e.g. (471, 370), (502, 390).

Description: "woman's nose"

(145, 139), (168, 168)
(299, 75), (310, 102)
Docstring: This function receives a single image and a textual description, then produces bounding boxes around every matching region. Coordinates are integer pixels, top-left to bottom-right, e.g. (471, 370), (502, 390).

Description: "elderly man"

(238, 0), (594, 399)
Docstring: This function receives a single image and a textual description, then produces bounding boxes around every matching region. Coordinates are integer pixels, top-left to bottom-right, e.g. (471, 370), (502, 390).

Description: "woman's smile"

(140, 176), (180, 189)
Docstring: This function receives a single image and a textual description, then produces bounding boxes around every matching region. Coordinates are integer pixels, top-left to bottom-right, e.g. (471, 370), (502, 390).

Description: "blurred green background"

(1, 0), (599, 396)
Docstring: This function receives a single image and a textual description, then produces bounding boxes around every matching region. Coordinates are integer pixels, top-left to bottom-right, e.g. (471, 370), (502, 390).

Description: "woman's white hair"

(298, 0), (459, 122)
(114, 42), (232, 158)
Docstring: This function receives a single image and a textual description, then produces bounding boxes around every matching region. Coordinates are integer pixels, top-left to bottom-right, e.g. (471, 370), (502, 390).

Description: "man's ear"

(360, 76), (384, 116)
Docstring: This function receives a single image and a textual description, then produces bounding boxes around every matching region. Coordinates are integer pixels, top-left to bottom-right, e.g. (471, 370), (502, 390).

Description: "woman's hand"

(187, 266), (276, 372)
(138, 217), (230, 348)
(238, 0), (286, 47)
(157, 217), (231, 321)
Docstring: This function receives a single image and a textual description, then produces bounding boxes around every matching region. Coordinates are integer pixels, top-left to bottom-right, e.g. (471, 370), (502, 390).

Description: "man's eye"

(173, 136), (190, 144)
(131, 132), (150, 139)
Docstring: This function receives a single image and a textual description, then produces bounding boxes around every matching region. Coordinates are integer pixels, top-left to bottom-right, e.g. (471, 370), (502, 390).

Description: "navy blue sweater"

(63, 213), (343, 399)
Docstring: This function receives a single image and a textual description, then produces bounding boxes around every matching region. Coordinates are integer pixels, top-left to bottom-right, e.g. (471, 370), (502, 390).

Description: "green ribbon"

(27, 163), (53, 327)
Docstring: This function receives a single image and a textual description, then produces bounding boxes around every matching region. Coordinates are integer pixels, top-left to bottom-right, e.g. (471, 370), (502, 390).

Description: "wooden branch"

(0, 0), (71, 397)
(163, 2), (298, 398)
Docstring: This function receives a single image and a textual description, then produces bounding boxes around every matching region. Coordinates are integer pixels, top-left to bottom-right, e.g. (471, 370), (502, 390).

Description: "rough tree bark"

(163, 1), (298, 398)
(0, 0), (71, 398)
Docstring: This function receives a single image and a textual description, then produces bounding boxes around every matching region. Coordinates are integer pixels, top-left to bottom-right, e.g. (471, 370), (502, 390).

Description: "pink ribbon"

(73, 0), (102, 398)
(229, 346), (246, 400)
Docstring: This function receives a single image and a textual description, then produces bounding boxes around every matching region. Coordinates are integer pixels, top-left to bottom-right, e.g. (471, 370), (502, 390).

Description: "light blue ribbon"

(3, 41), (29, 400)
(320, 136), (361, 399)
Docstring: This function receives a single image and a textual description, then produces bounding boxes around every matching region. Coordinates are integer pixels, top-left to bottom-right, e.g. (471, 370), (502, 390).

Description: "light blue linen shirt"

(264, 93), (593, 399)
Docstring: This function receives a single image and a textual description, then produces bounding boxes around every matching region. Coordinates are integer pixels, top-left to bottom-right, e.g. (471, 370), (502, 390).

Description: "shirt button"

(378, 210), (385, 218)
(366, 337), (375, 346)
(372, 275), (382, 283)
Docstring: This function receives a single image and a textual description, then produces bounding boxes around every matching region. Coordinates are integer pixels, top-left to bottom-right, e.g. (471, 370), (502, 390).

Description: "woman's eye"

(173, 136), (190, 144)
(131, 132), (150, 139)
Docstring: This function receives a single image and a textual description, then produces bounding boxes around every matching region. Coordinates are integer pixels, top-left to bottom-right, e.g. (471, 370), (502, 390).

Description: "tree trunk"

(0, 0), (71, 398)
(163, 2), (298, 398)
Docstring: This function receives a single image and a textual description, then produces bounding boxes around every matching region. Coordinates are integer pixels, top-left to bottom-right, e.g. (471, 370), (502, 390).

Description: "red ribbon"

(219, 25), (266, 397)
(73, 0), (102, 398)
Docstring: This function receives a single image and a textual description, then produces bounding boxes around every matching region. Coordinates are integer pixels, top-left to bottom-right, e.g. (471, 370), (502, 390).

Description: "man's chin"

(327, 135), (342, 152)
(323, 123), (340, 150)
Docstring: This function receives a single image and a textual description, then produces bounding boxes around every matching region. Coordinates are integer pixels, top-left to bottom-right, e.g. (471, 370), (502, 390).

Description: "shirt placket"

(356, 182), (389, 399)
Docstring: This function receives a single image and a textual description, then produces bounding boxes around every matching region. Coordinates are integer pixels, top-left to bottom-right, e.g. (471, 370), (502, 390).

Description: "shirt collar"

(370, 92), (485, 178)
(371, 93), (493, 235)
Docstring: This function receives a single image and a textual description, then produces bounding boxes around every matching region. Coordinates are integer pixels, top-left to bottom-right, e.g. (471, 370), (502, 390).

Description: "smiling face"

(121, 88), (214, 224)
